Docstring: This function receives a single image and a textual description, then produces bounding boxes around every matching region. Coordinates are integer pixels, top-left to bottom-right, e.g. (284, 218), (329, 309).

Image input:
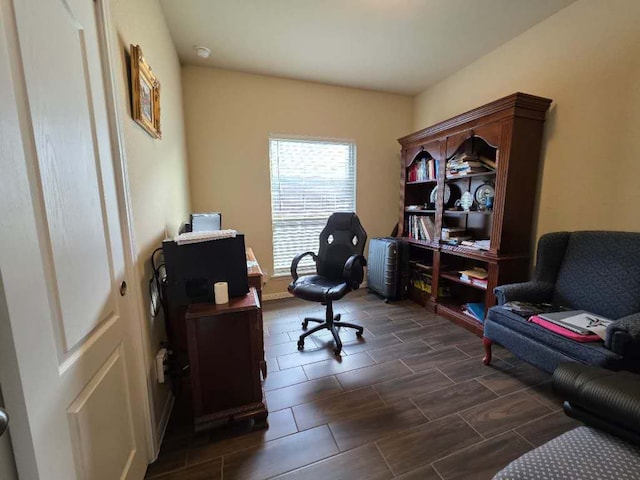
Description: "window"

(269, 136), (356, 276)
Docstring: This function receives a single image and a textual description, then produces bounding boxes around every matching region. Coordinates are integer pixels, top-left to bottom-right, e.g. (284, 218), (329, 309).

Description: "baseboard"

(263, 291), (293, 302)
(152, 391), (174, 462)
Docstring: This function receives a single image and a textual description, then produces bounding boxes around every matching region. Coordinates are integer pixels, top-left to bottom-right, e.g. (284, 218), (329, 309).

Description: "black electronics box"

(163, 234), (249, 306)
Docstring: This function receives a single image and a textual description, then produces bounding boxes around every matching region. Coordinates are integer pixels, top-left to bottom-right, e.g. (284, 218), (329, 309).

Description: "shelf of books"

(407, 253), (437, 308)
(407, 150), (438, 183)
(440, 268), (488, 291)
(405, 214), (437, 243)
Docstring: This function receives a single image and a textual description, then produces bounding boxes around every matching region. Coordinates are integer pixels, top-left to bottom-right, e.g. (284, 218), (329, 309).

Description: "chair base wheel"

(297, 340), (304, 350)
(301, 321), (308, 330)
(356, 330), (363, 338)
(333, 347), (341, 355)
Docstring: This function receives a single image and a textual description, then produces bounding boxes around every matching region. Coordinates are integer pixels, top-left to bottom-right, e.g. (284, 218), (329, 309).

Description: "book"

(464, 302), (485, 322)
(428, 159), (435, 180)
(530, 316), (601, 343)
(474, 240), (491, 250)
(419, 216), (435, 241)
(444, 237), (472, 245)
(502, 301), (568, 318)
(459, 267), (488, 280)
(441, 227), (467, 240)
(538, 310), (613, 339)
(470, 278), (488, 288)
(479, 156), (497, 169)
(462, 308), (482, 323)
(426, 217), (436, 238)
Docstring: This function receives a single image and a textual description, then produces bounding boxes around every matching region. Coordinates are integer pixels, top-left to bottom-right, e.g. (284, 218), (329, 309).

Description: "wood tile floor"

(146, 291), (579, 480)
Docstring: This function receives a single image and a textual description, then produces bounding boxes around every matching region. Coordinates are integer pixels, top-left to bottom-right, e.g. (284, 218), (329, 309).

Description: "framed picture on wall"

(130, 44), (161, 139)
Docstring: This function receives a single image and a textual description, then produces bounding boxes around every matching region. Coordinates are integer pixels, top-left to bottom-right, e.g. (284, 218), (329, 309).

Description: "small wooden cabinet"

(185, 288), (267, 431)
(398, 93), (552, 334)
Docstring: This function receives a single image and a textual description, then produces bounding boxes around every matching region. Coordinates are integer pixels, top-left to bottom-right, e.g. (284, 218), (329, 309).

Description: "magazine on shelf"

(537, 310), (613, 339)
(463, 302), (485, 322)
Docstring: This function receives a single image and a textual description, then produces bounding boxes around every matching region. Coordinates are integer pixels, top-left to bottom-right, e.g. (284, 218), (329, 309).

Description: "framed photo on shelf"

(130, 44), (161, 139)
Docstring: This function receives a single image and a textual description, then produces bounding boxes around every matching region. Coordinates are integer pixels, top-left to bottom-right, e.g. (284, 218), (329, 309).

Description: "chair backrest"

(551, 231), (640, 319)
(316, 213), (367, 280)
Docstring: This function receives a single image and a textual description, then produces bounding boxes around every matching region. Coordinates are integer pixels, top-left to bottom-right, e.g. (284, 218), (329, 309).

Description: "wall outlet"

(155, 348), (168, 383)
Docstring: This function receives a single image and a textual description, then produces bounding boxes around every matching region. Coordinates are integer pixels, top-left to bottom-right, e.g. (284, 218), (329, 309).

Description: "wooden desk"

(246, 247), (263, 301)
(246, 248), (266, 378)
(186, 288), (268, 432)
(163, 247), (265, 376)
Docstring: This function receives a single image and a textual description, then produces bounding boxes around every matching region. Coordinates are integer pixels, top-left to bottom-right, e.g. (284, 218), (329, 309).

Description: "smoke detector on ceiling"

(194, 46), (211, 59)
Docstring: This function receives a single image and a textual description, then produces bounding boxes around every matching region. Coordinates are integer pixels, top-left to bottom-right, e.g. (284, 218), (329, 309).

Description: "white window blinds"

(269, 136), (356, 277)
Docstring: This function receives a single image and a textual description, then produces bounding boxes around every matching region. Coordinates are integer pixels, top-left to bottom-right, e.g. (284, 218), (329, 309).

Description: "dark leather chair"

(288, 212), (367, 355)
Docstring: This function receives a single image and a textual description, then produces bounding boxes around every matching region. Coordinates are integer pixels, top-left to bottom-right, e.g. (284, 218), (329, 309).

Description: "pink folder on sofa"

(529, 315), (601, 342)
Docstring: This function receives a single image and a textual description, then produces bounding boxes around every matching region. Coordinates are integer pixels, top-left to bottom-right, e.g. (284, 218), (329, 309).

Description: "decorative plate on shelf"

(429, 184), (451, 205)
(460, 191), (473, 211)
(474, 183), (495, 206)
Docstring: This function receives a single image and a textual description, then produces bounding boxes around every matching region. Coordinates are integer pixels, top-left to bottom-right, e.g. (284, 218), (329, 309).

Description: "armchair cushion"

(486, 307), (623, 370)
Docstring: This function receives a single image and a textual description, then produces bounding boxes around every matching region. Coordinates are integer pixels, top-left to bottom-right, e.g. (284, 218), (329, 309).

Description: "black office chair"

(288, 212), (367, 355)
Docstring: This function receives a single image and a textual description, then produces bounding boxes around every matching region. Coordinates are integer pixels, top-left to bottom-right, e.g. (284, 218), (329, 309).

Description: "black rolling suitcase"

(367, 237), (408, 301)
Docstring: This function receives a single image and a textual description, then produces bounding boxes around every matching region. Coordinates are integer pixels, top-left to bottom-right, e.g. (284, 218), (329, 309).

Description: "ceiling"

(159, 0), (576, 95)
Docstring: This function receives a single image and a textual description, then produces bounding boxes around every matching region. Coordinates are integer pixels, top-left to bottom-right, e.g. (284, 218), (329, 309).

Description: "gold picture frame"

(131, 44), (161, 139)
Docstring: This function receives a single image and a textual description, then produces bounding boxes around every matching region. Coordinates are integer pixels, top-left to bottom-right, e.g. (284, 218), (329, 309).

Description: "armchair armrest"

(493, 281), (554, 305)
(290, 251), (317, 281)
(606, 312), (640, 359)
(343, 254), (367, 290)
(553, 363), (640, 445)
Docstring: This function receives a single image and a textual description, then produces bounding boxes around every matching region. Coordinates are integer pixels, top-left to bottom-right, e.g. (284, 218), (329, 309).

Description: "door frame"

(0, 0), (156, 475)
(95, 0), (157, 459)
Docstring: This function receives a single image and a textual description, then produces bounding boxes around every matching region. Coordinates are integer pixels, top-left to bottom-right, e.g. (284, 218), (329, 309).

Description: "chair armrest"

(343, 254), (367, 290)
(606, 312), (640, 359)
(493, 281), (554, 305)
(290, 251), (317, 281)
(553, 363), (640, 444)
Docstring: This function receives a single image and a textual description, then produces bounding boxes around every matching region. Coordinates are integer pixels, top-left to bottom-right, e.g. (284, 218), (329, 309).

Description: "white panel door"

(0, 389), (18, 480)
(0, 0), (148, 478)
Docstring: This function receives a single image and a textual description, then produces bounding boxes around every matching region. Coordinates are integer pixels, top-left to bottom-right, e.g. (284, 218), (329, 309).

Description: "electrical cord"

(149, 247), (166, 317)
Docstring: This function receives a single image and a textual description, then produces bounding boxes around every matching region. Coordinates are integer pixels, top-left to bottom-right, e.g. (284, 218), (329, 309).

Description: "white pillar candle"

(214, 281), (229, 304)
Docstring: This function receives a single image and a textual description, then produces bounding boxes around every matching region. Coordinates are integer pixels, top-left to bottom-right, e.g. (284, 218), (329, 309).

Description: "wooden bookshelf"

(397, 92), (552, 335)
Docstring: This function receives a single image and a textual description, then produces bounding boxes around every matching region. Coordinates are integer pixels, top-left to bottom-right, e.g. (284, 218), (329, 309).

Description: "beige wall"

(109, 0), (190, 446)
(414, 0), (640, 240)
(182, 67), (413, 295)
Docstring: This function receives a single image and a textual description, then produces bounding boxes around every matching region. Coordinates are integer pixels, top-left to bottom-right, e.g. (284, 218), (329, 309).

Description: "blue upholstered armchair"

(483, 231), (640, 373)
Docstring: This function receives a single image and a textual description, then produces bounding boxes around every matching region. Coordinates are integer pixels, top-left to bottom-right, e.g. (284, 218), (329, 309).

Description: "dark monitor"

(163, 234), (248, 306)
(190, 212), (222, 232)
